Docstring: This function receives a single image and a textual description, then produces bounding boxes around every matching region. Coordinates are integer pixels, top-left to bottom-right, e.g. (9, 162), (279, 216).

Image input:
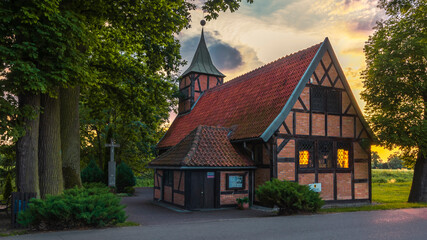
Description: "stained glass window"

(299, 150), (309, 166)
(337, 142), (350, 168)
(298, 140), (314, 168)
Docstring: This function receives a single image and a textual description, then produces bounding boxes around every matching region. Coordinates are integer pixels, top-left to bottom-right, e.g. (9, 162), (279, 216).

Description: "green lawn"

(373, 182), (412, 203)
(321, 169), (427, 212)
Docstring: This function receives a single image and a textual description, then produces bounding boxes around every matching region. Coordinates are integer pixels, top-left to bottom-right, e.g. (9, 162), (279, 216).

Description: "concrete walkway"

(121, 187), (274, 226)
(6, 208), (427, 240)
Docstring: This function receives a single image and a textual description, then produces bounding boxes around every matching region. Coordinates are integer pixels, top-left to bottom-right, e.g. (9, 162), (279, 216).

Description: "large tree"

(1, 0), (87, 197)
(361, 0), (426, 202)
(1, 0), (253, 196)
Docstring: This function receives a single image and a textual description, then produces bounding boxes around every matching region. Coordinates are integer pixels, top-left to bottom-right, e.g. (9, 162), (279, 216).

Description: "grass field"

(372, 169), (413, 183)
(322, 169), (427, 213)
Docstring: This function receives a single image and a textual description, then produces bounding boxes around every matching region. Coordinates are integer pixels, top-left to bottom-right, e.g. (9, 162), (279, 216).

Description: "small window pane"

(318, 141), (333, 168)
(311, 87), (325, 112)
(327, 90), (341, 114)
(164, 171), (173, 186)
(298, 140), (314, 168)
(227, 174), (245, 190)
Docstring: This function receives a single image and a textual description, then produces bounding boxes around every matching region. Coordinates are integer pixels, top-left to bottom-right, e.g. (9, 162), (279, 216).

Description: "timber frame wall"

(153, 169), (253, 209)
(178, 73), (224, 114)
(269, 50), (372, 202)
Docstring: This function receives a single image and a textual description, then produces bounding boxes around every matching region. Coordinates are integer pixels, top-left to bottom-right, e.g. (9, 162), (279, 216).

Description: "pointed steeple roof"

(181, 29), (225, 78)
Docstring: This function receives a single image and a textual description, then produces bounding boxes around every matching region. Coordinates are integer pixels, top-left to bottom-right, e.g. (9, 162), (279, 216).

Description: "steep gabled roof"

(158, 38), (375, 149)
(181, 29), (225, 77)
(158, 42), (322, 148)
(260, 38), (375, 142)
(150, 126), (254, 168)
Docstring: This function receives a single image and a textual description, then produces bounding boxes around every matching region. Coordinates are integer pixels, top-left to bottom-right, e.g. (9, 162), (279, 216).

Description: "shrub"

(81, 159), (104, 184)
(256, 179), (324, 215)
(3, 173), (12, 200)
(116, 162), (136, 193)
(83, 182), (107, 189)
(124, 186), (135, 195)
(17, 185), (126, 229)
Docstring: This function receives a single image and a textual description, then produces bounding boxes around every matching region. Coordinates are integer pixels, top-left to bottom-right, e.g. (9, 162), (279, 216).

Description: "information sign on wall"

(309, 183), (322, 192)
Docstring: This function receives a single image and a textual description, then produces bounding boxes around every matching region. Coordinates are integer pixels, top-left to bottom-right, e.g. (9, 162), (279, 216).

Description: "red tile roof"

(158, 43), (322, 148)
(150, 126), (254, 167)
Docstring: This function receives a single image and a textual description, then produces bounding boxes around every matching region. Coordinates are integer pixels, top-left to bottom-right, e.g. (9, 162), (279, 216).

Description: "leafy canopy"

(361, 0), (426, 161)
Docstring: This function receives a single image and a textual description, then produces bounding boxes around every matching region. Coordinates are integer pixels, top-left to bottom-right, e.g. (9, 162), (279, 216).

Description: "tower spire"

(181, 22), (225, 78)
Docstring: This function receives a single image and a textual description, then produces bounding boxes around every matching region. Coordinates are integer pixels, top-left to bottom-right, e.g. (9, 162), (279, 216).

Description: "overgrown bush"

(116, 162), (136, 193)
(81, 159), (104, 184)
(256, 179), (324, 215)
(17, 185), (126, 229)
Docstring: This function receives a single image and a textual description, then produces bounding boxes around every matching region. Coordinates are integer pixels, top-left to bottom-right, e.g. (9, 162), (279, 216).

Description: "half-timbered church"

(149, 27), (374, 210)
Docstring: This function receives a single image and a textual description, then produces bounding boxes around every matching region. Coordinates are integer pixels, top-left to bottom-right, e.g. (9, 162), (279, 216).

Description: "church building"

(149, 27), (373, 210)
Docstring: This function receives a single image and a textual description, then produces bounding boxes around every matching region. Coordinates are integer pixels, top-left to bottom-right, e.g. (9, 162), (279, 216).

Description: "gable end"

(260, 37), (375, 142)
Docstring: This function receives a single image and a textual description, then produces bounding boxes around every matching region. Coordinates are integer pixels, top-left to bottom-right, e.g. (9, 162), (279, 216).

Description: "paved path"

(6, 208), (427, 240)
(121, 188), (273, 226)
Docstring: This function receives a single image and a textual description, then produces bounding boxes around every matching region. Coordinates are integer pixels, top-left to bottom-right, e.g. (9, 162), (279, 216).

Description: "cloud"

(179, 30), (250, 74)
(241, 0), (298, 17)
(209, 42), (242, 70)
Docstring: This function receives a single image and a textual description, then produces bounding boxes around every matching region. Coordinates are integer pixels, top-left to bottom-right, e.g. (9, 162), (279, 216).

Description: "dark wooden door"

(190, 172), (215, 209)
(204, 172), (215, 208)
(190, 172), (203, 209)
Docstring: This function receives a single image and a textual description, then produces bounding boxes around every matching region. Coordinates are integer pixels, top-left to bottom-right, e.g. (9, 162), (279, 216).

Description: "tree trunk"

(60, 86), (82, 189)
(16, 93), (40, 197)
(39, 89), (64, 198)
(408, 152), (427, 202)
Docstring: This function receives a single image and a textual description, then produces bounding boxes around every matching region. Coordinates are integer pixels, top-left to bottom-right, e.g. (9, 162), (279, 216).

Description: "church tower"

(178, 21), (225, 114)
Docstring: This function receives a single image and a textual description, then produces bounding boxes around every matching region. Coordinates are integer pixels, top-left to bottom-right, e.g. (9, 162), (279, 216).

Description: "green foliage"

(123, 187), (135, 196)
(116, 162), (136, 193)
(83, 182), (107, 189)
(0, 0), (88, 107)
(81, 160), (104, 184)
(361, 0), (426, 162)
(371, 151), (382, 169)
(256, 179), (324, 215)
(3, 173), (13, 200)
(387, 155), (404, 169)
(236, 197), (249, 204)
(135, 171), (154, 187)
(17, 185), (126, 229)
(372, 169), (413, 183)
(203, 0), (254, 20)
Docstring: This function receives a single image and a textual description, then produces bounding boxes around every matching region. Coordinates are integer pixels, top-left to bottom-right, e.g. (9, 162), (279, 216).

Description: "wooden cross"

(105, 139), (120, 163)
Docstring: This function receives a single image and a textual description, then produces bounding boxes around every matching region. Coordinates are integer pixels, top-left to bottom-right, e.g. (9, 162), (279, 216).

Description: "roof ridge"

(183, 126), (203, 165)
(202, 42), (323, 94)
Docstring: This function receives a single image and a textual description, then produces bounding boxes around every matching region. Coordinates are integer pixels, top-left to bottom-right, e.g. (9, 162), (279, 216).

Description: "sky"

(174, 0), (397, 160)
